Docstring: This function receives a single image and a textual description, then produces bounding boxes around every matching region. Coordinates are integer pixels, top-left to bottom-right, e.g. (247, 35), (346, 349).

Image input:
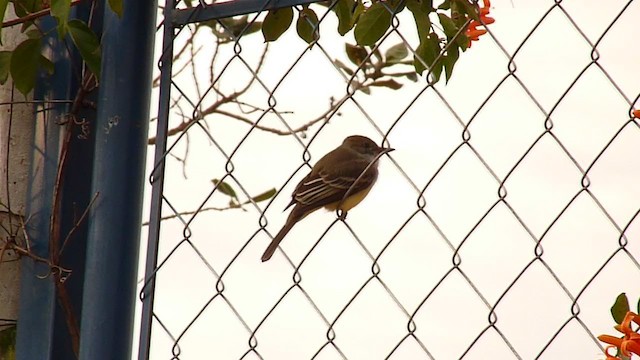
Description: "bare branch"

(2, 241), (72, 276)
(143, 198), (258, 226)
(59, 192), (100, 255)
(152, 37), (196, 88)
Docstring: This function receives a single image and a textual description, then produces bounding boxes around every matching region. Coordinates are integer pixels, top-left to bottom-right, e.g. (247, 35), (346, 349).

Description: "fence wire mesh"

(140, 0), (640, 359)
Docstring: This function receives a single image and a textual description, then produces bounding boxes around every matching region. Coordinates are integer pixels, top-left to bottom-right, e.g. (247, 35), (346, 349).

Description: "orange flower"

(599, 311), (640, 359)
(466, 0), (494, 47)
(603, 346), (621, 360)
(467, 26), (487, 41)
(633, 109), (640, 118)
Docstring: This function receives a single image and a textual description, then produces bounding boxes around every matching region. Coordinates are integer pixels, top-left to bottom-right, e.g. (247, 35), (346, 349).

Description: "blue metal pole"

(16, 9), (90, 359)
(15, 82), (61, 360)
(78, 0), (157, 359)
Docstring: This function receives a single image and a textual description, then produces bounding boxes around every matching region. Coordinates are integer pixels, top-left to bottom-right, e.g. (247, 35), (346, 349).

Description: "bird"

(261, 135), (394, 262)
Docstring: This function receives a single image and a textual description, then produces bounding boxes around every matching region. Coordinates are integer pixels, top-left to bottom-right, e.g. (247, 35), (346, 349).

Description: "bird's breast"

(324, 185), (375, 212)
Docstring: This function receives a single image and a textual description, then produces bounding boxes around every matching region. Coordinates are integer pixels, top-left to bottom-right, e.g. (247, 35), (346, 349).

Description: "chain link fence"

(139, 0), (640, 359)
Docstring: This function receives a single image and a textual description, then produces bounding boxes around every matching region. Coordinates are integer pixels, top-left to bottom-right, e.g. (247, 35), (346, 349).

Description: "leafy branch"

(142, 182), (276, 225)
(261, 0), (492, 83)
(0, 0), (121, 95)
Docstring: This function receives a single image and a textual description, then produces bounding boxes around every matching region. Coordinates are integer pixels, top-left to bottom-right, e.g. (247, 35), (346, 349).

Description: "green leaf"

(345, 43), (368, 66)
(25, 29), (41, 39)
(252, 188), (276, 203)
(406, 0), (432, 43)
(244, 21), (263, 37)
(370, 79), (402, 90)
(39, 55), (54, 75)
(212, 179), (238, 199)
(443, 42), (459, 82)
(262, 7), (294, 42)
(220, 15), (259, 38)
(51, 0), (70, 37)
(388, 0), (407, 13)
(68, 19), (101, 78)
(427, 34), (444, 81)
(438, 0), (451, 10)
(457, 34), (469, 52)
(0, 0), (9, 43)
(334, 59), (354, 75)
(354, 2), (392, 46)
(296, 7), (319, 44)
(0, 51), (11, 84)
(437, 13), (457, 41)
(413, 32), (441, 78)
(452, 0), (479, 21)
(229, 199), (245, 211)
(13, 0), (42, 18)
(405, 72), (418, 82)
(439, 12), (468, 49)
(351, 0), (365, 26)
(332, 0), (356, 35)
(0, 326), (16, 360)
(611, 293), (630, 324)
(10, 38), (41, 95)
(108, 0), (123, 17)
(385, 43), (408, 64)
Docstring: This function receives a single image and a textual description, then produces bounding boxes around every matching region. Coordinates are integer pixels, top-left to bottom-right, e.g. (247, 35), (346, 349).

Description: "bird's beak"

(379, 147), (395, 154)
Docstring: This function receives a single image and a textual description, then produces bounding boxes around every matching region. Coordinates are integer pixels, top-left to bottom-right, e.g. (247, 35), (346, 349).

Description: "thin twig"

(6, 242), (72, 275)
(59, 191), (100, 255)
(214, 108), (333, 135)
(152, 39), (198, 88)
(148, 45), (271, 144)
(142, 202), (251, 226)
(47, 72), (96, 360)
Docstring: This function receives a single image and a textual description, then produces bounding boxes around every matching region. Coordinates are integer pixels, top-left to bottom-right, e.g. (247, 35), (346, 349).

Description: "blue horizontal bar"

(173, 0), (322, 25)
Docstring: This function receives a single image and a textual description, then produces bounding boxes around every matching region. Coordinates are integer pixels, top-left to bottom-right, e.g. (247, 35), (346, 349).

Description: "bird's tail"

(261, 206), (305, 262)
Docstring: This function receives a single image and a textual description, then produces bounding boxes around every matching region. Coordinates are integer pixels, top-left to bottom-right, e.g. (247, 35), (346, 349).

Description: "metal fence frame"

(140, 2), (329, 358)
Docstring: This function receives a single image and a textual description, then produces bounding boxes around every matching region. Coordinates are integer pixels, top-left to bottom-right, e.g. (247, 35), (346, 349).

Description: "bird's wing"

(292, 157), (378, 210)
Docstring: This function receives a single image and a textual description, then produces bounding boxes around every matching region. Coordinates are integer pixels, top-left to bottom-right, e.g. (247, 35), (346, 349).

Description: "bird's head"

(343, 135), (394, 158)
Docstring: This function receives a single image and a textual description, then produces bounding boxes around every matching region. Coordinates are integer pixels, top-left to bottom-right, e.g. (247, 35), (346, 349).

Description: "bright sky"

(135, 1), (640, 359)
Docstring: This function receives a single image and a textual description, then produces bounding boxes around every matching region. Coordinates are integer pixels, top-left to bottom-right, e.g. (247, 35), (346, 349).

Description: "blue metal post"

(78, 0), (157, 359)
(16, 6), (95, 358)
(15, 78), (61, 359)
